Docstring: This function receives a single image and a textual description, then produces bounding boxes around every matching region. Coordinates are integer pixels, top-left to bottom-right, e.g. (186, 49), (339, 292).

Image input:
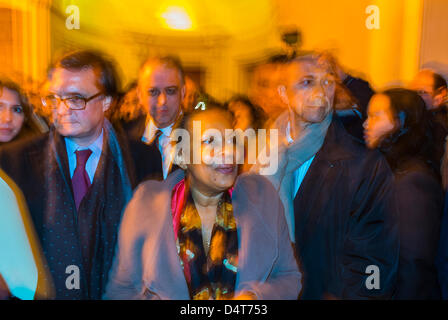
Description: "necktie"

(154, 129), (163, 150)
(72, 149), (92, 210)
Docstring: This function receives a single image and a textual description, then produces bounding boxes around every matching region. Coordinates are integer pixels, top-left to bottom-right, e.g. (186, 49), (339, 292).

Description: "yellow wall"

(0, 0), (428, 95)
(0, 0), (51, 89)
(275, 0), (423, 90)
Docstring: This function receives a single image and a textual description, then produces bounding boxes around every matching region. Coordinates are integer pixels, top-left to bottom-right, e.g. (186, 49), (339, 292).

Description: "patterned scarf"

(171, 179), (238, 300)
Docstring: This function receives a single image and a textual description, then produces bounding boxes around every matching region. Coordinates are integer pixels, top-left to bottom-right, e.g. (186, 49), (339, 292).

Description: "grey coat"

(104, 170), (301, 300)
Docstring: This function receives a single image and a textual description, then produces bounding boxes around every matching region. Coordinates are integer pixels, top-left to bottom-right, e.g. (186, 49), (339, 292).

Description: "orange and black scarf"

(171, 179), (238, 300)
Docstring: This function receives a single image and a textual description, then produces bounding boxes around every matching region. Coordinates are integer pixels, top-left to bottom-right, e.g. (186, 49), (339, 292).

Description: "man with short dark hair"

(256, 53), (399, 299)
(0, 50), (154, 299)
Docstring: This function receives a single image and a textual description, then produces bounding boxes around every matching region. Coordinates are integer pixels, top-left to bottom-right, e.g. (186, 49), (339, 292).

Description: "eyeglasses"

(42, 92), (103, 110)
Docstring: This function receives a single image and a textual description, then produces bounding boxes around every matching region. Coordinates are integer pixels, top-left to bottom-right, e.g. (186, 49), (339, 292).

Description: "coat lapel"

(143, 170), (190, 299)
(293, 118), (356, 243)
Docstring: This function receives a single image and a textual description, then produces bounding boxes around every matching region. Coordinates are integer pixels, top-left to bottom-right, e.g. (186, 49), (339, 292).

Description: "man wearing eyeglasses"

(0, 50), (158, 299)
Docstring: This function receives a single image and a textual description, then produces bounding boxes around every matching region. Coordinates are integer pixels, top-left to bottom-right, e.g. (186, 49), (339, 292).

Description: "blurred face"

(228, 101), (254, 131)
(282, 60), (336, 123)
(363, 94), (396, 149)
(0, 87), (25, 142)
(249, 63), (287, 118)
(139, 64), (185, 128)
(183, 77), (199, 112)
(183, 110), (238, 196)
(47, 67), (109, 145)
(410, 71), (436, 110)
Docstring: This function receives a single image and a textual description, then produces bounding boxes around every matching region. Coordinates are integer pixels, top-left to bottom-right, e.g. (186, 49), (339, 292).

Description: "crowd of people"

(0, 48), (448, 300)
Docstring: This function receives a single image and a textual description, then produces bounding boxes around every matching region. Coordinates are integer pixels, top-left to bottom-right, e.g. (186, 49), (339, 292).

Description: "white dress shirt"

(65, 130), (104, 183)
(142, 117), (174, 180)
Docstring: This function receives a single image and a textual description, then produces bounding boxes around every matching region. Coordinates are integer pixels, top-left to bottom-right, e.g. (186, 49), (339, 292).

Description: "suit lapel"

(51, 131), (75, 198)
(293, 117), (354, 243)
(293, 157), (333, 242)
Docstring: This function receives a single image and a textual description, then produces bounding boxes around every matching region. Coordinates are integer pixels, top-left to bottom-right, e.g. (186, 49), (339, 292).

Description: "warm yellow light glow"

(160, 6), (193, 30)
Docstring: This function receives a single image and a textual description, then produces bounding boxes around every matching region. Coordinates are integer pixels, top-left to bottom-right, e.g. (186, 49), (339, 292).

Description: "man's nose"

(157, 92), (167, 106)
(311, 83), (326, 98)
(55, 99), (71, 115)
(223, 142), (237, 164)
(363, 119), (369, 129)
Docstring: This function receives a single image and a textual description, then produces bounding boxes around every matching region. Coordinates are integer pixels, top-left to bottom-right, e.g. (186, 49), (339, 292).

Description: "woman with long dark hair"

(0, 78), (41, 146)
(364, 88), (442, 299)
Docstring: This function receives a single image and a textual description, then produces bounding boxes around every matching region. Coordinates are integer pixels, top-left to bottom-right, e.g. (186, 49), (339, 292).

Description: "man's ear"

(102, 96), (112, 112)
(434, 87), (447, 108)
(278, 85), (289, 106)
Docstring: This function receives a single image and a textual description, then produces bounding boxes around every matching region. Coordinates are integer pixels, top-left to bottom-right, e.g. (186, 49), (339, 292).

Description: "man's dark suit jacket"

(116, 116), (163, 182)
(0, 124), (161, 299)
(120, 115), (179, 180)
(293, 117), (399, 299)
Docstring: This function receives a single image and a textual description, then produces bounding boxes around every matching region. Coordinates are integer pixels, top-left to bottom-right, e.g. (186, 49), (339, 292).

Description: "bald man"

(410, 70), (448, 172)
(124, 56), (185, 180)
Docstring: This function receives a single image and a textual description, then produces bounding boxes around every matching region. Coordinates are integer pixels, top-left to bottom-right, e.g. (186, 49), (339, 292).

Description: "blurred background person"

(226, 95), (265, 131)
(410, 70), (447, 112)
(319, 52), (374, 143)
(105, 104), (301, 300)
(226, 95), (266, 173)
(182, 75), (200, 113)
(0, 78), (41, 146)
(113, 81), (146, 124)
(364, 88), (442, 299)
(410, 70), (448, 172)
(322, 53), (375, 119)
(248, 55), (287, 128)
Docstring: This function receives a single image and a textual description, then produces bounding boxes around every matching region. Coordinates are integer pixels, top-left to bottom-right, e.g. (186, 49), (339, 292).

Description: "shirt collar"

(65, 129), (104, 156)
(142, 116), (175, 144)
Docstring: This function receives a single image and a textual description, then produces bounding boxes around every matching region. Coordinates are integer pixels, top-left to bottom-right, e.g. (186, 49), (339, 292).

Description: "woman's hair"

(378, 88), (433, 170)
(0, 77), (39, 143)
(225, 95), (267, 130)
(177, 100), (231, 132)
